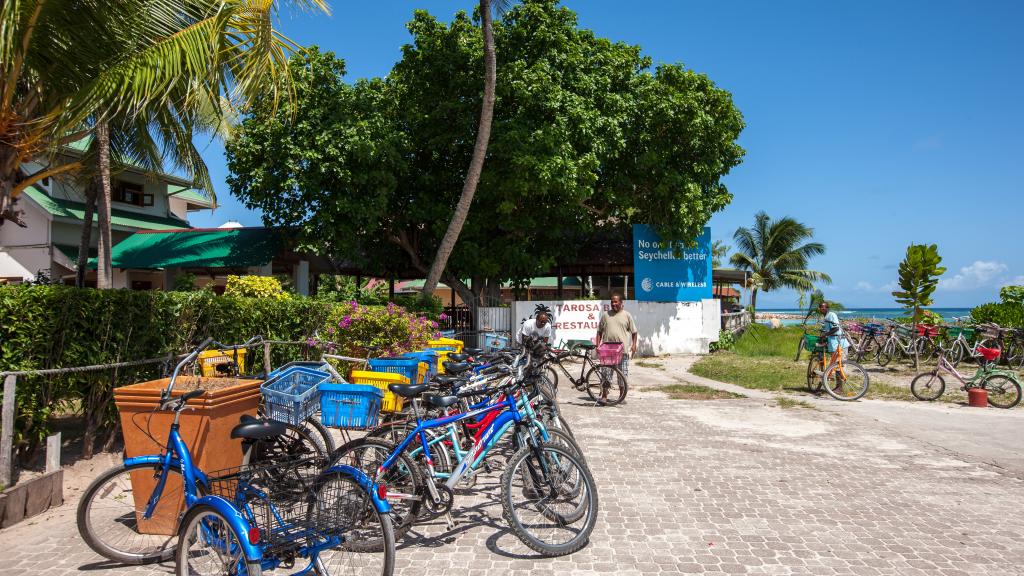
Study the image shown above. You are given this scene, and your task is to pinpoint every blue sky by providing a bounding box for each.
[189,0,1024,309]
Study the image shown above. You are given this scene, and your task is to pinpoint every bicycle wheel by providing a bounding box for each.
[535,402,575,439]
[329,438,424,550]
[823,360,869,401]
[247,421,327,466]
[544,366,560,392]
[1005,340,1024,369]
[500,442,598,557]
[584,365,628,406]
[176,504,261,576]
[77,461,193,564]
[304,416,337,454]
[877,341,894,367]
[910,372,945,401]
[806,354,823,393]
[309,471,395,576]
[983,374,1022,409]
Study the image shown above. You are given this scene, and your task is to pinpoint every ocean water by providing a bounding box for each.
[759,308,974,326]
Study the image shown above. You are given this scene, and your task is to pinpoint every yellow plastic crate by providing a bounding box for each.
[349,370,410,413]
[428,338,463,354]
[416,362,428,384]
[198,349,247,377]
[434,349,453,374]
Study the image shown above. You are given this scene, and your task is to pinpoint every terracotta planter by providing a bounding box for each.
[114,377,262,535]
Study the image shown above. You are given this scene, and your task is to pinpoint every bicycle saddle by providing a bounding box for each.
[462,348,484,356]
[230,414,287,440]
[433,375,466,387]
[423,394,460,408]
[576,342,597,350]
[442,362,472,375]
[388,383,430,398]
[447,353,470,362]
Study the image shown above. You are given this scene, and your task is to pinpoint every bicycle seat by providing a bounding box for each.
[576,342,597,350]
[388,383,430,398]
[433,375,466,387]
[463,347,484,356]
[443,362,472,375]
[423,394,460,408]
[230,414,287,440]
[978,347,1001,362]
[447,353,470,362]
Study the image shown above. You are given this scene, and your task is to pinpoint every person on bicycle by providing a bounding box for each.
[517,308,552,345]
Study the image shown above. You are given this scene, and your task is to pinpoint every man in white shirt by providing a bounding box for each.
[517,311,552,345]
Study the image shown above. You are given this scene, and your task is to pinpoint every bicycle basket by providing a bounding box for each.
[319,382,383,429]
[597,342,624,365]
[206,457,374,555]
[802,334,820,351]
[894,324,913,337]
[260,367,329,426]
[915,324,939,338]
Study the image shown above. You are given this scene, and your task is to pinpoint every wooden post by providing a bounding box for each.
[263,341,272,376]
[1,375,16,488]
[46,432,61,474]
[624,275,629,299]
[557,273,564,300]
[388,277,395,300]
[355,274,362,291]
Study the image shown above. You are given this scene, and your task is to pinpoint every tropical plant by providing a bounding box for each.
[729,212,831,314]
[711,240,730,268]
[892,244,945,325]
[224,275,291,300]
[999,285,1024,305]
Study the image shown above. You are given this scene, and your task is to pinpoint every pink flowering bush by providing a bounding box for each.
[319,301,437,358]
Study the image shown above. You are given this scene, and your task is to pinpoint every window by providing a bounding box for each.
[113,181,153,207]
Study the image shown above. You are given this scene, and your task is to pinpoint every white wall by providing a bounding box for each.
[514,299,720,356]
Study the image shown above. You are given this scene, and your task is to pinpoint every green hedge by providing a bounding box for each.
[969,302,1024,328]
[0,285,438,462]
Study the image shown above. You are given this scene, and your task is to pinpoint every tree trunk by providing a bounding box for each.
[750,288,758,317]
[76,180,98,287]
[421,0,496,298]
[95,121,113,289]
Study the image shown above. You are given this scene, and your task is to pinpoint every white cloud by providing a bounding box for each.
[1002,276,1024,287]
[940,261,1008,291]
[854,281,897,293]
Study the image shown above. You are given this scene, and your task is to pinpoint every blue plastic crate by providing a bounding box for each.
[482,332,510,352]
[319,383,383,429]
[402,351,439,378]
[261,366,329,425]
[440,329,457,337]
[368,358,422,384]
[267,361,329,379]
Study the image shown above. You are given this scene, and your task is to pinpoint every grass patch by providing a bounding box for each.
[733,325,807,358]
[635,360,664,369]
[776,397,816,410]
[691,353,808,392]
[657,383,745,400]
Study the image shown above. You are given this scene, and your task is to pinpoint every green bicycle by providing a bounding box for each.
[910,346,1022,408]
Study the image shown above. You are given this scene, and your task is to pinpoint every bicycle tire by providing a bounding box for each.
[78,461,192,564]
[823,360,869,401]
[328,437,424,550]
[877,341,894,367]
[910,372,945,401]
[544,366,560,392]
[176,504,262,576]
[303,416,337,454]
[806,353,823,393]
[308,470,395,576]
[584,365,628,405]
[983,374,1022,409]
[1005,340,1024,369]
[247,421,327,467]
[500,442,598,557]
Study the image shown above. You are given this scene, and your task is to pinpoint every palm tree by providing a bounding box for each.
[711,240,730,268]
[421,0,501,298]
[730,211,831,314]
[1,1,326,231]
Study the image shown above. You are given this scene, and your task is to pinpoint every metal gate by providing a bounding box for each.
[477,306,512,334]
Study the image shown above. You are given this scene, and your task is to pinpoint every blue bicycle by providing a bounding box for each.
[76,339,394,575]
[332,338,597,557]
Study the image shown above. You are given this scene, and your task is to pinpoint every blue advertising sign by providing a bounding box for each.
[633,224,712,302]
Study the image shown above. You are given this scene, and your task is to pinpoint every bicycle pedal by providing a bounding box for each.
[444,512,458,531]
[482,462,493,474]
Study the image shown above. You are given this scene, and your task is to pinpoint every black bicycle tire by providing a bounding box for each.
[78,462,190,564]
[910,372,945,401]
[175,504,262,576]
[806,353,823,393]
[308,470,396,576]
[983,374,1022,409]
[500,443,598,557]
[328,437,424,549]
[823,360,869,401]
[583,365,628,405]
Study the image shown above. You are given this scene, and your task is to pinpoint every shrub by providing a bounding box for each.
[710,330,735,352]
[224,275,291,299]
[970,302,1024,328]
[1000,286,1024,305]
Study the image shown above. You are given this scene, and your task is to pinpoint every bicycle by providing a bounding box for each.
[804,334,870,401]
[911,347,1023,408]
[331,338,598,557]
[544,342,627,405]
[77,338,393,572]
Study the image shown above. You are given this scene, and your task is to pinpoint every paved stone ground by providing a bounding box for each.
[2,360,1024,575]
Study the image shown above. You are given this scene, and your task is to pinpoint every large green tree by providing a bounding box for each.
[730,211,831,314]
[227,0,745,303]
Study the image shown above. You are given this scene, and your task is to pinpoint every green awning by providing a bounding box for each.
[105,228,284,270]
[55,244,97,263]
[168,185,214,206]
[24,186,189,230]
